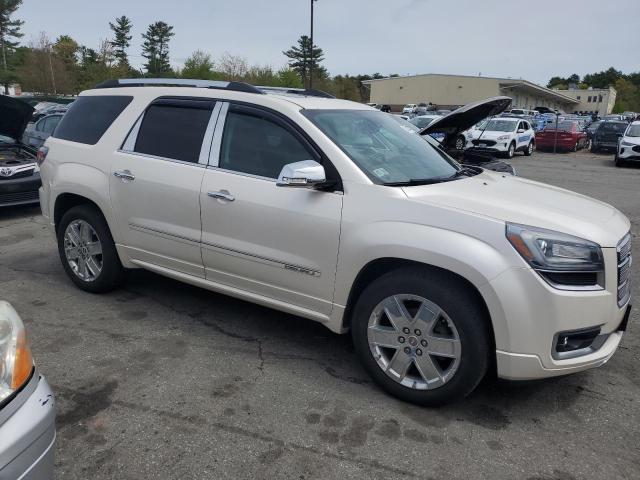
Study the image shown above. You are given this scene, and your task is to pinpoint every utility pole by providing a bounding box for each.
[309,0,316,90]
[46,42,57,95]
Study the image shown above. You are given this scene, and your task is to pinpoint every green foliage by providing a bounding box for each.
[181,50,216,79]
[0,0,24,92]
[109,16,133,67]
[141,21,174,76]
[283,35,324,87]
[276,67,303,88]
[583,67,622,89]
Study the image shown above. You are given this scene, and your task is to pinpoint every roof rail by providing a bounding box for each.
[94,78,264,95]
[256,86,336,99]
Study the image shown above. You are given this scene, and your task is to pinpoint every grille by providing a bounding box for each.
[0,169,35,180]
[472,139,497,146]
[0,190,39,205]
[617,233,632,307]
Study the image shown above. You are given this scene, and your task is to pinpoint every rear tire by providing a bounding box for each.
[57,205,125,293]
[524,141,534,156]
[351,267,491,406]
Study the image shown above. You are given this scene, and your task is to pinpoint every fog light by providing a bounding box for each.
[555,327,601,354]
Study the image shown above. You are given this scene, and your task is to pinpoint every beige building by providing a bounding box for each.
[551,86,616,116]
[362,73,579,113]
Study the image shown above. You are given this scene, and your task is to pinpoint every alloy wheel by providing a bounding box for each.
[367,294,461,390]
[63,220,103,282]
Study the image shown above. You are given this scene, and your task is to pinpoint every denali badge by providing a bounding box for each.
[0,167,14,177]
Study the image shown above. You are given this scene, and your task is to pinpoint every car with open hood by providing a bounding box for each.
[0,96,41,207]
[420,96,518,174]
[39,79,632,406]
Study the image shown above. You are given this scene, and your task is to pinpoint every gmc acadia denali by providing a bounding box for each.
[38,79,633,405]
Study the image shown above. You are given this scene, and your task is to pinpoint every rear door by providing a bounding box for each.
[110,98,220,277]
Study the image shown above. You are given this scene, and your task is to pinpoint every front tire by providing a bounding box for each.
[351,267,491,406]
[505,142,516,159]
[57,205,125,293]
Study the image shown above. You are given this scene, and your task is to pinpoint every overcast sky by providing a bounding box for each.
[16,0,640,85]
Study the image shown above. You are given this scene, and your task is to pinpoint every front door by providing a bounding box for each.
[200,103,343,315]
[110,98,219,277]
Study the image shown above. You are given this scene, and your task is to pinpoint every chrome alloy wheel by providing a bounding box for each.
[367,294,461,390]
[63,220,103,282]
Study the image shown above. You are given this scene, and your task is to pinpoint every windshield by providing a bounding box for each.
[0,135,15,144]
[484,119,517,132]
[544,121,576,131]
[626,125,640,137]
[409,116,437,129]
[599,123,626,133]
[303,109,459,185]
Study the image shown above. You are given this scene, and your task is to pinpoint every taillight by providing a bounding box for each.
[36,146,49,166]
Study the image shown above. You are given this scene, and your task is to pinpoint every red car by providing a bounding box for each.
[535,120,589,152]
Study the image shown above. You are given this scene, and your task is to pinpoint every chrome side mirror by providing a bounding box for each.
[276,160,326,188]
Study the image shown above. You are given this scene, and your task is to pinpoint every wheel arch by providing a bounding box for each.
[341,257,496,360]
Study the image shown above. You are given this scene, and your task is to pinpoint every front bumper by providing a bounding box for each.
[618,146,640,160]
[480,246,631,380]
[0,374,55,480]
[0,173,41,207]
[593,141,618,150]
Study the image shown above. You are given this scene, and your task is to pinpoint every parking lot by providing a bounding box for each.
[1,150,638,480]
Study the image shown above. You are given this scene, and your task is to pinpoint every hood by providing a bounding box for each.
[420,96,512,138]
[0,96,35,141]
[402,170,630,247]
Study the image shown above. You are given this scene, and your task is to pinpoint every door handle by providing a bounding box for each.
[208,190,235,202]
[113,170,135,181]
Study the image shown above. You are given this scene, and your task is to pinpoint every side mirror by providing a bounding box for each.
[517,129,525,133]
[277,160,326,189]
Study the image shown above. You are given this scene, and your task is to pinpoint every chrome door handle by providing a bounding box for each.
[208,190,235,202]
[113,170,135,181]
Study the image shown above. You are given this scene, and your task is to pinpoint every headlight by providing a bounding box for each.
[0,302,34,403]
[506,223,604,290]
[621,141,635,147]
[497,135,511,140]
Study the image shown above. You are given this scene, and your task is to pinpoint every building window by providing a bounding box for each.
[576,95,581,100]
[599,95,603,102]
[587,96,592,102]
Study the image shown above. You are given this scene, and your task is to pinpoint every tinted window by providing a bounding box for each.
[220,110,313,178]
[53,96,132,145]
[44,116,62,134]
[134,104,212,163]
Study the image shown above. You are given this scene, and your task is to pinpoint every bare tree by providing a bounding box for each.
[218,52,248,81]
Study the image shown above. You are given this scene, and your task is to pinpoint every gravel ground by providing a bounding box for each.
[0,149,638,480]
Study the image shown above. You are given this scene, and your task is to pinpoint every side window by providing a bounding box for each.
[134,103,212,163]
[219,109,314,179]
[35,119,45,132]
[44,116,62,134]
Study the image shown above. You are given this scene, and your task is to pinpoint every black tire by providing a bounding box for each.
[351,267,492,406]
[57,204,125,293]
[524,141,534,156]
[614,154,623,168]
[591,144,599,154]
[505,142,516,159]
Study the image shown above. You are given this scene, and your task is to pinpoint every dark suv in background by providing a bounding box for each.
[591,121,627,153]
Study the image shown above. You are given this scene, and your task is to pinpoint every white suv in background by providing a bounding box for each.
[616,120,640,167]
[39,79,632,405]
[467,117,536,158]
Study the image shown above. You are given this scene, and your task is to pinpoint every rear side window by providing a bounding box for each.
[53,96,132,145]
[134,103,212,163]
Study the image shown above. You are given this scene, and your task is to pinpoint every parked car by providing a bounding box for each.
[0,301,56,479]
[615,120,640,167]
[40,79,633,406]
[586,120,603,140]
[467,116,535,158]
[409,114,441,129]
[602,114,626,122]
[591,121,628,153]
[376,104,391,113]
[22,113,65,149]
[30,104,69,123]
[389,114,420,133]
[0,96,41,207]
[535,120,589,152]
[402,104,417,114]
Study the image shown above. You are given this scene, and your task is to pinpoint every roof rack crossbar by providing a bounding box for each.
[256,86,336,99]
[94,78,264,95]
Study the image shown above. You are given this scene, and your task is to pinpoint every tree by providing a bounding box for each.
[0,0,24,93]
[283,35,324,88]
[181,50,217,79]
[276,67,303,88]
[53,35,78,66]
[141,21,174,76]
[218,52,247,81]
[583,67,622,89]
[109,15,132,67]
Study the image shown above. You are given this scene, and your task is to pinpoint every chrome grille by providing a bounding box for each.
[617,233,632,307]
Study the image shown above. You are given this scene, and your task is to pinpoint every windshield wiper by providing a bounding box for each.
[382,177,453,186]
[448,166,480,179]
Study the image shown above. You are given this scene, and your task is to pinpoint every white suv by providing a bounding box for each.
[39,79,632,405]
[615,120,640,167]
[467,117,536,158]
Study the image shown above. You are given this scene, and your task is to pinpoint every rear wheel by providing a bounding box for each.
[57,205,125,293]
[524,141,534,156]
[351,267,491,406]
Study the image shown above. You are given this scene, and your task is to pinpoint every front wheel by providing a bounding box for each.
[505,142,516,159]
[57,205,125,293]
[351,267,491,406]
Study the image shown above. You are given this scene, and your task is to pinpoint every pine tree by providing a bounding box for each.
[0,0,24,93]
[283,35,324,88]
[109,16,133,67]
[141,21,174,76]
